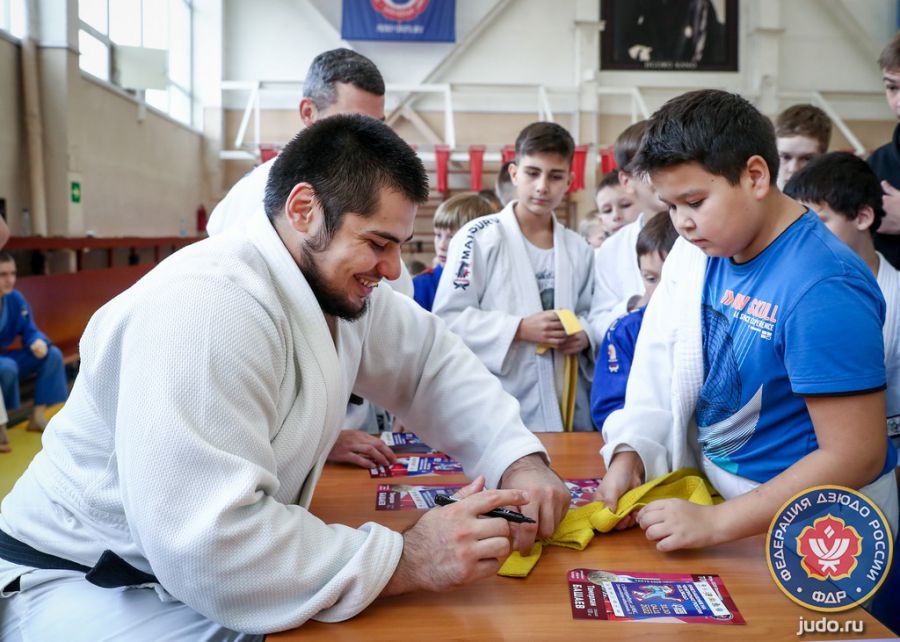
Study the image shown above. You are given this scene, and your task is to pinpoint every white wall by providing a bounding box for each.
[0,34,28,228]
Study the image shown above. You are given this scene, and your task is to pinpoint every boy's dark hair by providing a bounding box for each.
[303,48,385,111]
[514,122,575,164]
[632,89,779,186]
[614,120,649,173]
[0,251,13,264]
[635,213,679,261]
[775,104,832,153]
[878,32,900,71]
[596,168,621,193]
[264,114,428,247]
[783,152,884,236]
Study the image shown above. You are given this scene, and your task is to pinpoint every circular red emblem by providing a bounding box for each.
[370,0,430,22]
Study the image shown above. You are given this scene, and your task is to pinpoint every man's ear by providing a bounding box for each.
[284,183,318,233]
[745,155,772,199]
[298,98,318,128]
[855,205,876,232]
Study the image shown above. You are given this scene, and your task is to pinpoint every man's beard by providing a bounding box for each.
[298,241,369,322]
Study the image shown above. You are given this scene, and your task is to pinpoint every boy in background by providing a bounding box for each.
[591,121,668,338]
[578,213,606,249]
[434,122,598,432]
[595,90,897,550]
[784,152,899,469]
[413,193,495,312]
[867,33,900,267]
[591,213,678,431]
[773,103,831,189]
[594,169,640,238]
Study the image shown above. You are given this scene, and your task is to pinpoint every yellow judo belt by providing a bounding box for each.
[535,309,582,432]
[498,469,723,577]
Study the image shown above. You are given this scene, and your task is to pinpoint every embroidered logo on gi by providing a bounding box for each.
[451,216,499,291]
[371,0,429,22]
[607,344,619,373]
[766,486,893,612]
[453,263,470,290]
[797,516,861,581]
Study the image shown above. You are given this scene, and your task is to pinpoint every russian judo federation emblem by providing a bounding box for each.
[766,486,893,611]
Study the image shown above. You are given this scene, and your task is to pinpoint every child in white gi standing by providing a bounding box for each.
[434,122,598,431]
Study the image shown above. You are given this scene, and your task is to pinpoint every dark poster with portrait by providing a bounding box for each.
[600,0,738,71]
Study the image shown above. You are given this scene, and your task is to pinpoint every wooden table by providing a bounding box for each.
[270,433,896,641]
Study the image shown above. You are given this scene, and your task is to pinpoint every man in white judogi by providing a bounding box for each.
[0,115,570,640]
[209,47,410,468]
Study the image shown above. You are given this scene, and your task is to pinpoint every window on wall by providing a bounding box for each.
[0,0,25,38]
[78,0,196,128]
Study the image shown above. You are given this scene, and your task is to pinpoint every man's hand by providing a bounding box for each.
[515,311,567,346]
[880,180,900,235]
[559,330,589,355]
[636,499,723,552]
[593,451,644,530]
[326,430,396,469]
[380,476,526,596]
[499,453,570,554]
[30,338,48,359]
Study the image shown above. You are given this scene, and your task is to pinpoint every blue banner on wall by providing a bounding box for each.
[342,0,456,43]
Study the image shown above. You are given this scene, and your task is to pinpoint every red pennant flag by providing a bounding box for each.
[468,145,486,191]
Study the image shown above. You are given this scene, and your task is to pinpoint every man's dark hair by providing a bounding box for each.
[514,122,575,164]
[632,89,779,186]
[303,48,385,111]
[614,120,649,173]
[775,104,832,153]
[878,32,900,71]
[596,168,621,193]
[783,152,884,236]
[636,212,679,261]
[264,114,428,247]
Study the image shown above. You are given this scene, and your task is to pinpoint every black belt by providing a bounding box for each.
[0,528,158,591]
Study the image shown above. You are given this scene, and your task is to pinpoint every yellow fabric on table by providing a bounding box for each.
[498,468,723,577]
[535,309,583,432]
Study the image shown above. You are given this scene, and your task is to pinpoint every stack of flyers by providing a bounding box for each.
[565,478,602,507]
[369,455,463,478]
[376,483,465,510]
[567,569,745,625]
[379,431,441,454]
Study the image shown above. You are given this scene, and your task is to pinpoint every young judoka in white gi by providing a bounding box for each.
[590,121,669,338]
[209,47,405,470]
[0,115,571,641]
[433,122,599,431]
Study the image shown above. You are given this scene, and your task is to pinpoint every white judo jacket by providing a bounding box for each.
[432,203,599,432]
[599,237,707,480]
[0,208,545,634]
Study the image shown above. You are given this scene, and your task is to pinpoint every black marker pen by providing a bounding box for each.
[433,493,536,524]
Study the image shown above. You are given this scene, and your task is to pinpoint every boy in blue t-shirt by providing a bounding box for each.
[591,213,678,430]
[595,89,898,550]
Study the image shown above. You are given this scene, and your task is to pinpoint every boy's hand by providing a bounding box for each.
[30,338,48,359]
[327,430,396,469]
[380,476,526,596]
[515,311,567,346]
[500,453,570,554]
[636,499,723,552]
[880,180,900,234]
[559,330,589,355]
[593,451,644,530]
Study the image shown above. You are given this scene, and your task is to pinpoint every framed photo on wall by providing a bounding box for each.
[600,0,738,72]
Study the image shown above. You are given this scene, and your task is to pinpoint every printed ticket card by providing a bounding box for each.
[375,483,466,510]
[567,569,745,625]
[369,455,463,478]
[565,478,602,507]
[379,431,441,454]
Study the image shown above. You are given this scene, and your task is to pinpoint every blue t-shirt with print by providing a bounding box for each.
[696,211,896,484]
